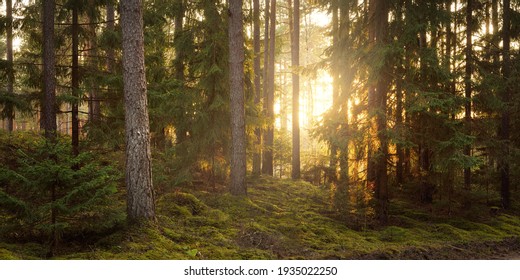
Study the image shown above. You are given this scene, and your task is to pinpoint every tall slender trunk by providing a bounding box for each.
[499,0,510,209]
[329,0,339,179]
[121,0,156,222]
[252,0,262,175]
[366,0,376,190]
[174,0,187,144]
[463,0,472,190]
[372,0,389,223]
[262,0,270,175]
[229,0,247,195]
[6,0,14,132]
[88,1,100,124]
[43,0,57,138]
[106,0,115,73]
[291,0,300,179]
[72,6,80,157]
[262,0,276,176]
[43,0,58,257]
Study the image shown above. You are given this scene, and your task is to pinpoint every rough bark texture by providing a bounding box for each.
[6,0,14,132]
[291,0,300,179]
[42,0,57,138]
[120,0,156,222]
[228,0,247,196]
[252,0,262,176]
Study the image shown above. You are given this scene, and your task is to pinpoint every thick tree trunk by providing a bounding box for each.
[120,0,156,222]
[252,0,262,176]
[291,0,300,179]
[229,0,247,196]
[6,0,14,132]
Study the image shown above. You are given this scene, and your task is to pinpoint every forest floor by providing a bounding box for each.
[1,176,520,260]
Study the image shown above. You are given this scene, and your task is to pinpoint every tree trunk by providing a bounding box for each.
[106,0,115,73]
[72,5,80,157]
[87,1,100,124]
[174,0,187,144]
[262,0,276,176]
[252,0,262,176]
[262,0,270,175]
[42,0,57,138]
[229,0,247,195]
[42,0,58,257]
[120,0,156,222]
[291,0,300,179]
[329,0,339,179]
[372,0,389,223]
[6,0,14,132]
[499,0,510,209]
[463,0,472,190]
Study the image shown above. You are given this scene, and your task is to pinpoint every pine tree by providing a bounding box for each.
[120,0,156,222]
[42,0,57,139]
[291,0,300,179]
[252,0,262,176]
[229,0,247,195]
[499,0,511,209]
[5,0,14,132]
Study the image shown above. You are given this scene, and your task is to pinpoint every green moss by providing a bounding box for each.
[0,248,19,260]
[379,226,410,242]
[157,192,207,216]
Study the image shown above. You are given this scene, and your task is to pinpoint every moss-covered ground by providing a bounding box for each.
[1,176,519,259]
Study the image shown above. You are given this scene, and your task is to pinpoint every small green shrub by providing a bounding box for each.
[0,134,121,244]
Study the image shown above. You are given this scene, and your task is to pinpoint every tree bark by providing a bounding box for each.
[42,0,57,138]
[499,0,510,209]
[329,0,339,179]
[72,5,80,157]
[120,0,156,222]
[88,0,100,124]
[371,0,389,223]
[106,0,115,74]
[6,0,14,132]
[42,0,58,257]
[463,0,472,190]
[252,0,262,176]
[228,0,247,195]
[291,0,300,179]
[262,0,276,176]
[174,0,187,144]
